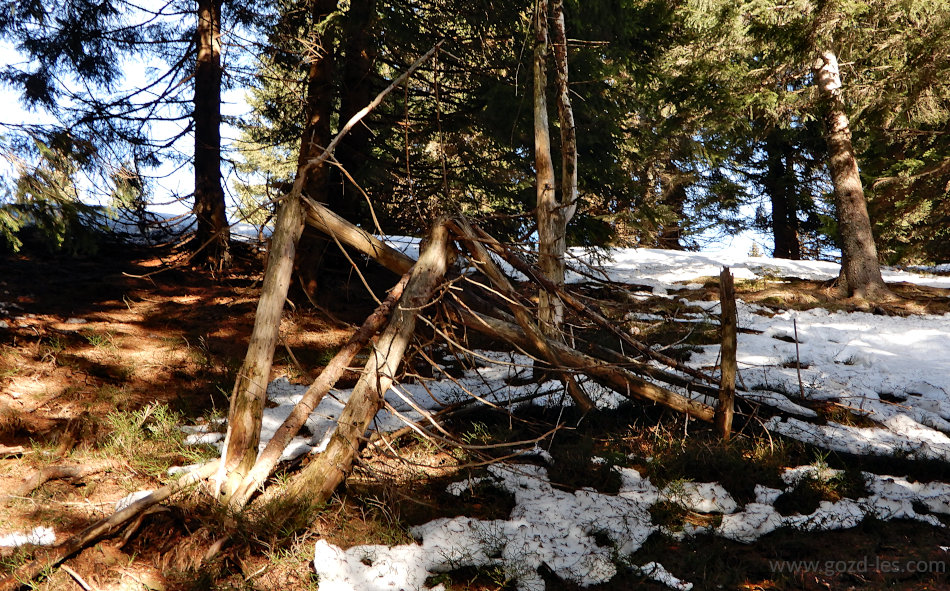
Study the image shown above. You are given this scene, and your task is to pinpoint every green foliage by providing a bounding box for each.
[1,0,948,260]
[0,134,107,254]
[104,403,216,475]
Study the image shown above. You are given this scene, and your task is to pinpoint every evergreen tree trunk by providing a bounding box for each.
[294,0,339,299]
[194,0,231,271]
[764,129,801,260]
[218,2,336,499]
[656,174,687,250]
[334,0,377,223]
[815,50,890,300]
[533,0,563,335]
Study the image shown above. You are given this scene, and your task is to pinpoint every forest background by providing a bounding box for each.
[2,0,948,271]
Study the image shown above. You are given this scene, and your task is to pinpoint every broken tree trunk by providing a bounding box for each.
[227,271,412,509]
[468,223,721,386]
[282,221,451,509]
[218,44,443,502]
[716,267,737,441]
[451,306,715,422]
[450,218,594,413]
[218,193,306,499]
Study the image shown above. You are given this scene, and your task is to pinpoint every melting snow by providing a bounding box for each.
[0,526,56,548]
[181,245,950,590]
[314,462,950,590]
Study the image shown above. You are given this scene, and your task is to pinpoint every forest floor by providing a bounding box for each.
[2,236,950,591]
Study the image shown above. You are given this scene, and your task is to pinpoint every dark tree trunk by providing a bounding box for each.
[815,50,891,300]
[656,178,687,250]
[294,0,339,299]
[655,152,689,250]
[764,129,801,260]
[194,0,230,271]
[332,0,377,223]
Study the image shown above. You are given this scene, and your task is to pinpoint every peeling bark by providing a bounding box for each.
[533,0,563,335]
[715,268,737,440]
[815,50,891,300]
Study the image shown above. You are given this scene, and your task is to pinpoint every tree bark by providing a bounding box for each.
[282,221,450,509]
[533,0,563,335]
[764,129,801,260]
[451,307,715,422]
[218,193,306,499]
[227,271,411,509]
[193,0,230,271]
[715,268,737,440]
[333,0,377,223]
[656,175,687,250]
[550,0,578,231]
[294,0,339,299]
[303,197,415,275]
[815,50,890,300]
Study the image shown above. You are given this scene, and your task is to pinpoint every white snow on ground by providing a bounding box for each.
[312,461,950,590]
[178,245,950,590]
[0,526,56,548]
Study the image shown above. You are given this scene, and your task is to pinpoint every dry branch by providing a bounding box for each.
[227,271,413,509]
[0,461,219,591]
[0,445,25,458]
[4,462,115,501]
[451,306,715,422]
[302,197,414,275]
[469,223,722,386]
[450,218,594,412]
[281,221,451,509]
[299,208,718,421]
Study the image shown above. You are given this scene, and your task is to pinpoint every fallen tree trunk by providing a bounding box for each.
[298,208,720,417]
[451,306,716,422]
[469,223,721,386]
[227,271,413,509]
[0,461,220,591]
[281,221,451,509]
[302,197,415,276]
[450,218,594,413]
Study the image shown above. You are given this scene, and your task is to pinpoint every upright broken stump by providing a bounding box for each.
[716,267,738,441]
